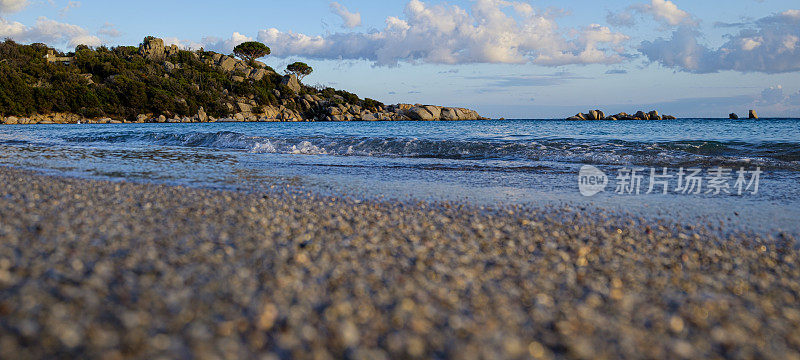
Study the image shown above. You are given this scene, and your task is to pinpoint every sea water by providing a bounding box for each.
[1,119,798,235]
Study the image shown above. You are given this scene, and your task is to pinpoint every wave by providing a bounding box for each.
[38,130,800,171]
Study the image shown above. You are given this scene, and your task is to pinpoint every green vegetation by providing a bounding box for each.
[286,62,313,81]
[232,41,270,66]
[0,38,383,120]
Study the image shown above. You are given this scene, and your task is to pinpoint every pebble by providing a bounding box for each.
[0,167,797,359]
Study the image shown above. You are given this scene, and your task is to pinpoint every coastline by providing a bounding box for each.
[0,166,798,358]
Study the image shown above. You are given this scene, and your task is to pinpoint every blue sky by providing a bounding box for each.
[2,0,800,118]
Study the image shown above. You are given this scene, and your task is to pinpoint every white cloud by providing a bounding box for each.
[163,37,204,51]
[608,0,695,27]
[0,16,100,47]
[255,0,629,67]
[201,32,252,54]
[330,2,362,29]
[0,0,27,13]
[641,10,800,73]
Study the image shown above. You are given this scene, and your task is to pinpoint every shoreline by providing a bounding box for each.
[0,166,798,358]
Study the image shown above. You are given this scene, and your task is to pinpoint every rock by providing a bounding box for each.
[729,113,739,119]
[139,37,165,61]
[588,110,599,120]
[407,107,435,121]
[328,107,342,116]
[218,56,237,72]
[250,68,268,81]
[237,102,252,114]
[164,61,177,73]
[663,115,676,120]
[157,115,167,123]
[634,111,649,120]
[441,108,460,121]
[281,75,302,94]
[4,116,19,125]
[231,76,245,82]
[648,110,661,120]
[567,116,582,121]
[136,114,149,123]
[576,113,587,120]
[608,116,618,121]
[272,90,281,98]
[597,110,605,120]
[749,110,758,119]
[423,105,442,120]
[362,113,378,121]
[197,107,208,122]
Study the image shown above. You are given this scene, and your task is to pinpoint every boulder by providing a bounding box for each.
[197,107,208,122]
[588,110,599,120]
[237,102,252,114]
[423,105,442,119]
[250,68,268,81]
[634,111,649,120]
[749,110,758,119]
[157,115,167,123]
[406,107,435,121]
[218,56,237,72]
[4,116,19,125]
[231,76,245,82]
[597,110,605,120]
[729,113,739,119]
[362,113,378,121]
[648,110,661,120]
[281,74,302,94]
[441,108,460,121]
[663,115,676,120]
[576,113,587,120]
[136,114,149,123]
[139,37,165,61]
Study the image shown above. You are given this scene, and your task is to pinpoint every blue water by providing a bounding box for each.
[1,119,799,236]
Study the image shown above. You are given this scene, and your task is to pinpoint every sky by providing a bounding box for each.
[2,0,800,118]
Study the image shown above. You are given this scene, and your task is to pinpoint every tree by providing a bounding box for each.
[233,41,270,65]
[286,62,313,81]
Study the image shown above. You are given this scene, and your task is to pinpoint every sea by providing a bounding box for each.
[1,119,798,236]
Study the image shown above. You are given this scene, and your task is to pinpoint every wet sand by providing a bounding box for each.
[0,166,797,359]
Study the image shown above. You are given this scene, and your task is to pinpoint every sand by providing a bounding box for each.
[0,166,797,359]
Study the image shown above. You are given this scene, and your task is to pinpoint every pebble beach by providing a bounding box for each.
[0,166,798,359]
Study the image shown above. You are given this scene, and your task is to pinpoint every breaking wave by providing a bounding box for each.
[47,130,800,171]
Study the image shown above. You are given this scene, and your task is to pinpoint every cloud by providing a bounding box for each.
[256,0,629,67]
[464,71,591,87]
[759,85,785,104]
[97,22,120,38]
[163,37,204,51]
[330,2,362,29]
[608,0,695,27]
[59,1,80,17]
[605,69,628,74]
[640,10,800,73]
[0,16,100,47]
[201,32,252,54]
[0,0,27,13]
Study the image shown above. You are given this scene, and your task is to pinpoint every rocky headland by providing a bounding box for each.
[567,109,677,121]
[0,37,487,125]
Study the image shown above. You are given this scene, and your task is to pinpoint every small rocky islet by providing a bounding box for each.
[567,109,677,121]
